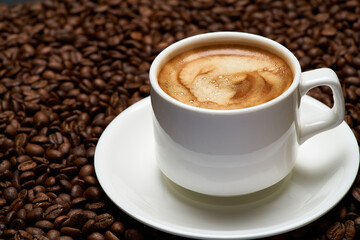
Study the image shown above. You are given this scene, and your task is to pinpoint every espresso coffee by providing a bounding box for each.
[158,44,293,110]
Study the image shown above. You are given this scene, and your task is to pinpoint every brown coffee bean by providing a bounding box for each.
[17,208,27,220]
[71,185,83,199]
[10,217,25,230]
[326,222,345,240]
[79,164,95,179]
[45,176,56,187]
[25,143,45,156]
[33,193,51,209]
[0,160,11,173]
[25,226,45,236]
[4,186,18,202]
[110,221,125,236]
[352,187,360,202]
[85,202,105,211]
[105,230,120,240]
[5,210,17,225]
[34,220,54,230]
[15,230,33,240]
[46,149,63,161]
[18,189,28,201]
[46,229,61,239]
[84,176,99,186]
[82,218,96,235]
[20,171,36,183]
[54,215,69,229]
[124,229,144,240]
[18,160,37,172]
[94,213,114,230]
[60,227,81,238]
[344,220,355,239]
[44,204,65,220]
[84,186,102,202]
[87,232,105,240]
[9,198,24,212]
[27,207,43,222]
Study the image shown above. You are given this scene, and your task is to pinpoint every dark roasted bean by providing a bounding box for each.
[105,231,120,240]
[60,227,82,238]
[27,207,43,222]
[34,220,54,230]
[94,213,114,230]
[327,222,345,240]
[4,187,18,202]
[46,229,61,239]
[124,229,144,240]
[87,232,105,240]
[84,187,102,202]
[44,204,65,220]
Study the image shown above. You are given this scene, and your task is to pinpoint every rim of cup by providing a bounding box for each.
[149,32,302,114]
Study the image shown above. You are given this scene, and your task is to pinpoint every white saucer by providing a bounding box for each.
[95,96,359,240]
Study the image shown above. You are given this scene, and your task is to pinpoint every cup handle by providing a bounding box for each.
[299,68,345,144]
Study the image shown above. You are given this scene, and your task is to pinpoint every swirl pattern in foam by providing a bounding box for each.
[158,45,293,110]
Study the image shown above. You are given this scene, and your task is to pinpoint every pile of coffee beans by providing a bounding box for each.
[0,0,359,239]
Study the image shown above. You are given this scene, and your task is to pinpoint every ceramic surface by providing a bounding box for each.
[95,96,359,240]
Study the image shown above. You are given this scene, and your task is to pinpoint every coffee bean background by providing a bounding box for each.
[0,0,360,239]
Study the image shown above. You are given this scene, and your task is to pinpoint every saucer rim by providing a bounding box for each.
[95,96,359,239]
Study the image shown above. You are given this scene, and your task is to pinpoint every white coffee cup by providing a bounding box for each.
[149,32,345,196]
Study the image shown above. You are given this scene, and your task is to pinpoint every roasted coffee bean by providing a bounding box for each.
[9,198,24,212]
[17,208,27,220]
[0,160,11,173]
[45,149,63,161]
[352,187,360,202]
[25,143,45,156]
[54,215,69,229]
[82,218,96,235]
[87,232,105,240]
[33,193,51,209]
[18,161,37,172]
[84,186,102,202]
[79,164,95,179]
[71,185,83,199]
[15,230,33,240]
[94,213,114,230]
[10,217,26,230]
[25,226,45,236]
[344,220,356,239]
[34,220,54,230]
[60,227,82,238]
[85,202,105,212]
[124,229,144,240]
[27,207,43,222]
[111,221,125,236]
[46,229,61,239]
[4,186,18,202]
[44,204,65,220]
[105,231,120,240]
[62,209,84,227]
[327,222,345,240]
[33,234,49,240]
[5,210,17,225]
[83,176,99,186]
[71,197,87,208]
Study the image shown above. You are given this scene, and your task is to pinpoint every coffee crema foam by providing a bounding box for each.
[158,45,293,110]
